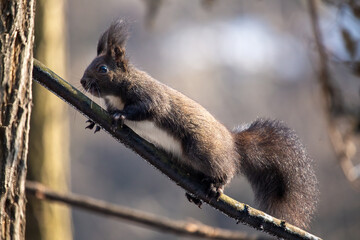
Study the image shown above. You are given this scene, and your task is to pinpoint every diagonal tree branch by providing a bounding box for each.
[307,0,360,188]
[32,59,322,240]
[26,181,269,240]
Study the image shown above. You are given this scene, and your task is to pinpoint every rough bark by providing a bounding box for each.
[0,1,35,239]
[25,0,72,239]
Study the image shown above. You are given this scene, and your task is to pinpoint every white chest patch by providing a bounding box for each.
[105,95,125,110]
[125,120,183,158]
[104,95,182,158]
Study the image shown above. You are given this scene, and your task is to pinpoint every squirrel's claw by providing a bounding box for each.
[185,192,203,208]
[94,125,101,133]
[112,112,126,130]
[207,185,223,200]
[201,178,223,200]
[85,119,101,134]
[85,120,95,130]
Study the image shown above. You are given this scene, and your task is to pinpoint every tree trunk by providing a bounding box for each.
[26,0,72,239]
[0,1,35,240]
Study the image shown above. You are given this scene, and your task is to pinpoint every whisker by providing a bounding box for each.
[90,91,94,108]
[85,81,91,90]
[74,83,84,89]
[75,84,85,94]
[95,85,101,97]
[92,83,105,114]
[79,87,87,94]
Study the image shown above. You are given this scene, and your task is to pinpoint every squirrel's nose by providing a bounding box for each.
[80,78,87,86]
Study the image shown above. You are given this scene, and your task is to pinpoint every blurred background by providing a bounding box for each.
[27,0,360,239]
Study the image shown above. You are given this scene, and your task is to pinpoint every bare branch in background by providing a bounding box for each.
[308,0,360,188]
[142,0,218,29]
[26,181,270,240]
[323,0,360,78]
[32,59,322,240]
[143,0,164,29]
[201,0,217,10]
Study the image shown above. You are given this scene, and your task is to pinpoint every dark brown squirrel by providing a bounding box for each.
[80,20,319,229]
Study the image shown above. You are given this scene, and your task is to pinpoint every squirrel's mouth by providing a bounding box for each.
[88,86,100,97]
[80,78,101,97]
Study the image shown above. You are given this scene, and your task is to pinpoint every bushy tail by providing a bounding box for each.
[232,119,318,229]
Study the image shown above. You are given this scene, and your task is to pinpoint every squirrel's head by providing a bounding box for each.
[81,20,129,97]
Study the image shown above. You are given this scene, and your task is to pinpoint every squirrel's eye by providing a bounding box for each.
[98,65,108,73]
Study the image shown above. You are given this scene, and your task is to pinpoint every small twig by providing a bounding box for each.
[308,0,333,103]
[25,181,268,240]
[32,59,322,240]
[307,0,360,188]
[143,0,164,29]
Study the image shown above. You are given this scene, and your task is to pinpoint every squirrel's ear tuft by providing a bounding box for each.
[97,19,129,55]
[97,29,109,55]
[100,19,129,72]
[107,19,129,50]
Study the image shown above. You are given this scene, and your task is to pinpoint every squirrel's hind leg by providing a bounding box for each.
[202,177,225,200]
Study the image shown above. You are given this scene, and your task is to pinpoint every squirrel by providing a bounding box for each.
[80,20,319,229]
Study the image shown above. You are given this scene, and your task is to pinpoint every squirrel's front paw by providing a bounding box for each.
[85,119,101,133]
[111,111,126,130]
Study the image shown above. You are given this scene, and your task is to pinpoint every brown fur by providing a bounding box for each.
[81,20,319,229]
[234,119,318,228]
